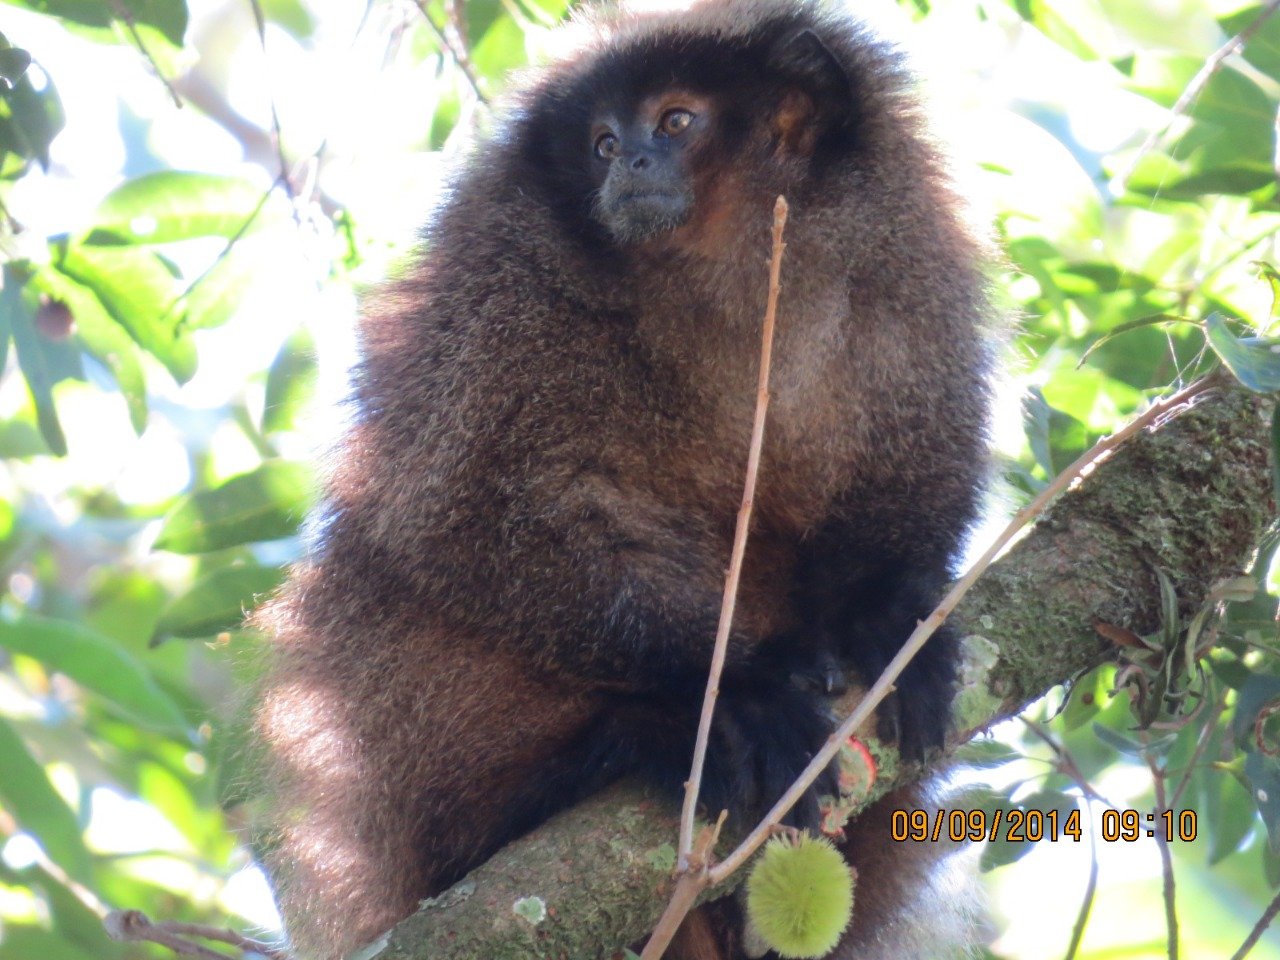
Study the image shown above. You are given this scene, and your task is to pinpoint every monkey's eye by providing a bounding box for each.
[594,132,620,160]
[658,109,694,137]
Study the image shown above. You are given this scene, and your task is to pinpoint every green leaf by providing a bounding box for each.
[53,241,197,383]
[462,0,504,51]
[0,46,31,87]
[0,616,188,733]
[32,265,148,434]
[1198,769,1255,864]
[1091,721,1144,757]
[1,0,188,47]
[1245,751,1280,853]
[84,172,267,246]
[953,739,1021,769]
[0,716,92,881]
[1222,5,1280,82]
[1210,657,1254,690]
[0,863,120,955]
[470,15,526,79]
[0,61,65,172]
[1184,68,1276,167]
[260,0,315,37]
[154,460,315,553]
[0,266,78,455]
[1118,52,1201,109]
[0,925,99,960]
[1158,163,1278,200]
[181,234,267,330]
[1205,313,1280,393]
[1012,0,1103,60]
[155,563,284,639]
[1232,673,1280,748]
[1077,315,1198,367]
[262,329,317,433]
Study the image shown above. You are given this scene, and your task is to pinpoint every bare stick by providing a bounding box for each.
[1118,0,1280,187]
[676,195,789,869]
[245,0,306,229]
[639,198,789,960]
[641,815,725,959]
[1017,721,1104,960]
[410,0,489,106]
[109,0,182,108]
[1168,691,1229,810]
[1147,755,1179,960]
[1229,887,1280,960]
[105,909,289,960]
[639,873,706,960]
[706,373,1218,884]
[1021,717,1113,807]
[1062,799,1099,960]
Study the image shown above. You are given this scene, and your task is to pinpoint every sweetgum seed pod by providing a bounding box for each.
[745,833,855,958]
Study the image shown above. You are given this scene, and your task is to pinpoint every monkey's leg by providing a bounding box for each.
[253,602,599,960]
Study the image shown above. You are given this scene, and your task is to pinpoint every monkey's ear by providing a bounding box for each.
[767,29,853,132]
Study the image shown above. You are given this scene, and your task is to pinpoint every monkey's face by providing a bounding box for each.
[588,92,712,244]
[520,21,860,253]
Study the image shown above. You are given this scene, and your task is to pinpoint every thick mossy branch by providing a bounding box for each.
[974,385,1271,715]
[379,385,1272,960]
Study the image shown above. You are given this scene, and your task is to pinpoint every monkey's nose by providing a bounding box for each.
[629,154,650,170]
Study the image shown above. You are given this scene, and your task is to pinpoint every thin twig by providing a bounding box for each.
[1118,0,1280,188]
[643,198,789,960]
[108,0,182,108]
[677,195,789,868]
[410,0,489,106]
[1010,719,1104,960]
[1020,717,1112,806]
[1147,754,1179,960]
[639,873,707,960]
[1062,798,1099,960]
[163,180,277,325]
[1168,690,1228,810]
[640,815,725,960]
[1016,722,1102,960]
[705,374,1219,885]
[1229,887,1280,960]
[247,0,301,220]
[445,0,470,52]
[104,910,289,960]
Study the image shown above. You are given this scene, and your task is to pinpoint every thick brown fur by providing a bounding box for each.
[249,0,995,956]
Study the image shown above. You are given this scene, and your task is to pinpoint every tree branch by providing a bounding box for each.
[376,384,1272,960]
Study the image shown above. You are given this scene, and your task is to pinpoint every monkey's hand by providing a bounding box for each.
[874,621,958,762]
[700,676,840,832]
[585,675,840,833]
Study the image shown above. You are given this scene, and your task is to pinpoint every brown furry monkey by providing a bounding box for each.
[250,0,995,956]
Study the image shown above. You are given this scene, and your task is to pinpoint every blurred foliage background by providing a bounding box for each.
[0,0,1279,958]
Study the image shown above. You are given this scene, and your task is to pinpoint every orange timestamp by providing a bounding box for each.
[890,807,1199,843]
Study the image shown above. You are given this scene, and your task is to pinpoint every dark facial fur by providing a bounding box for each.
[248,1,996,957]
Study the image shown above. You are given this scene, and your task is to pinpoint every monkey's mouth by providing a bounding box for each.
[595,190,693,244]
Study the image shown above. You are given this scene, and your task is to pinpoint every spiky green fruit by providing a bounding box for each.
[745,833,855,959]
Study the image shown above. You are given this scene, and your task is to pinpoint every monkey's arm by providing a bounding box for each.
[476,466,839,823]
[494,471,750,683]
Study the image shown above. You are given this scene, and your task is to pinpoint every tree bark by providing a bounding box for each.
[372,383,1273,960]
